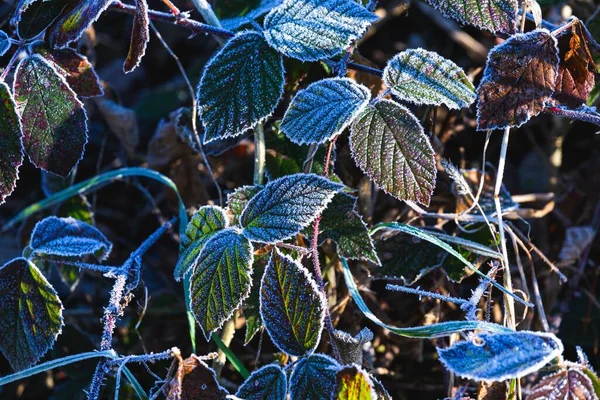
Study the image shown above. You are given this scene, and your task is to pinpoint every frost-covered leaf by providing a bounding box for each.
[0,30,10,56]
[29,216,112,261]
[15,0,76,40]
[167,356,229,400]
[423,0,518,34]
[240,173,343,243]
[228,185,263,225]
[124,0,149,73]
[31,42,104,98]
[0,83,24,206]
[236,364,287,400]
[333,327,373,365]
[373,233,447,285]
[243,253,268,345]
[437,331,564,381]
[174,206,228,280]
[260,249,326,356]
[189,228,254,340]
[263,0,378,61]
[280,78,371,145]
[13,54,88,177]
[317,193,379,264]
[290,354,340,400]
[222,0,283,30]
[198,31,284,143]
[350,99,436,205]
[383,48,476,110]
[170,107,248,157]
[333,365,377,400]
[48,0,113,48]
[527,368,599,400]
[554,20,595,108]
[477,29,559,131]
[0,258,63,371]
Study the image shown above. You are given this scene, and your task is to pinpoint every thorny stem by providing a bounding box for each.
[311,137,342,362]
[544,106,600,127]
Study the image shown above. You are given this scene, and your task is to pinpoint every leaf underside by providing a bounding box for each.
[289,354,340,400]
[280,77,371,145]
[0,258,64,371]
[198,31,284,143]
[235,364,287,400]
[476,29,559,130]
[423,0,518,34]
[350,99,437,206]
[124,0,150,73]
[189,228,254,340]
[260,249,326,356]
[0,82,24,205]
[13,54,88,177]
[437,331,564,381]
[263,0,378,61]
[383,48,476,110]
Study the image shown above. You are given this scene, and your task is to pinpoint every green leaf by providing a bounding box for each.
[227,185,264,225]
[374,233,447,284]
[174,206,228,281]
[263,0,378,61]
[236,364,287,400]
[48,0,113,48]
[243,253,268,345]
[350,99,436,206]
[189,228,254,340]
[240,173,343,243]
[423,0,518,34]
[0,82,24,205]
[383,48,475,110]
[477,29,559,131]
[438,331,564,381]
[124,0,149,73]
[260,249,326,356]
[198,31,284,143]
[31,42,104,98]
[0,258,64,371]
[333,365,377,400]
[280,77,371,145]
[341,257,514,338]
[289,354,340,400]
[15,0,77,40]
[13,54,88,177]
[318,193,379,264]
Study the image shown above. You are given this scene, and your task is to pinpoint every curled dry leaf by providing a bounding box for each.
[167,355,229,400]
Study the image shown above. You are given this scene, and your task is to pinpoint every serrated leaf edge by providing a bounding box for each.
[0,81,24,206]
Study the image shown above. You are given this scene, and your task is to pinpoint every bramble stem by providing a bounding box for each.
[254,124,266,185]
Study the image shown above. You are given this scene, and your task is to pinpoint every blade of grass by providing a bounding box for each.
[211,333,250,379]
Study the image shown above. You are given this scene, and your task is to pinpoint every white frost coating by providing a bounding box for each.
[289,353,340,400]
[259,249,327,357]
[235,363,287,400]
[263,0,378,61]
[280,77,371,145]
[383,48,476,110]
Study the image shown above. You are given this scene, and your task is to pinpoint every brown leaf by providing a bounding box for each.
[554,20,596,108]
[124,0,149,73]
[477,381,507,400]
[527,368,599,400]
[167,356,229,400]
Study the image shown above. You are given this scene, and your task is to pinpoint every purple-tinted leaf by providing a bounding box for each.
[29,216,112,261]
[333,365,377,400]
[124,0,149,73]
[31,42,104,98]
[527,368,599,400]
[438,331,564,382]
[289,354,340,400]
[423,0,517,34]
[317,193,379,265]
[0,30,10,56]
[198,31,284,143]
[13,54,88,177]
[48,0,112,48]
[0,83,24,205]
[260,249,326,356]
[0,258,63,371]
[240,173,344,243]
[236,364,287,400]
[553,21,596,109]
[189,228,254,340]
[477,29,559,130]
[174,206,228,281]
[349,99,437,206]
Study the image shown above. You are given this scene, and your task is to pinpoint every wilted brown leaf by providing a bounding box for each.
[167,356,229,400]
